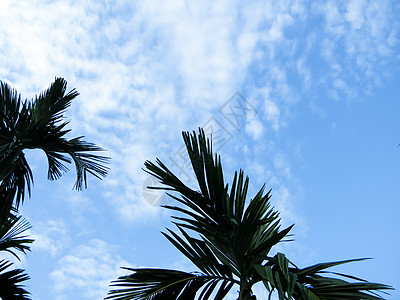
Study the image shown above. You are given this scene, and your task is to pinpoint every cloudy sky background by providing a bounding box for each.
[1,0,399,299]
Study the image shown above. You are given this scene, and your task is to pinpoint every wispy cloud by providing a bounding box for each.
[29,220,69,257]
[311,0,399,99]
[50,239,128,299]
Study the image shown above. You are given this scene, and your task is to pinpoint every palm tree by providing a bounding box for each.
[0,77,109,222]
[107,128,392,300]
[0,77,109,298]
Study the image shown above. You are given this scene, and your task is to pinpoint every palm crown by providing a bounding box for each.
[0,77,109,222]
[107,128,392,299]
[0,77,109,299]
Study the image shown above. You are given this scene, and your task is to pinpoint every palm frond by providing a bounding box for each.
[115,127,392,300]
[0,78,109,221]
[66,137,110,190]
[30,77,77,126]
[255,253,393,300]
[295,258,392,300]
[0,211,33,259]
[0,259,31,300]
[0,152,33,222]
[0,82,33,218]
[144,128,292,278]
[23,78,110,189]
[106,268,235,300]
[163,225,236,279]
[0,81,27,141]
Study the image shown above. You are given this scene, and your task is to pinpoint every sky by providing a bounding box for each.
[0,0,399,299]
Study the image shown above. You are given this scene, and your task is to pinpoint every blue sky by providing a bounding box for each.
[1,0,399,299]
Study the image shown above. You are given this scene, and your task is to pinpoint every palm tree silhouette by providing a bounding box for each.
[107,128,392,300]
[0,77,109,298]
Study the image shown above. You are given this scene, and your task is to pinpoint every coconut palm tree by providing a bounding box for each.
[107,128,392,300]
[0,77,109,222]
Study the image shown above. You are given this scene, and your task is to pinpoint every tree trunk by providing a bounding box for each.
[237,279,256,300]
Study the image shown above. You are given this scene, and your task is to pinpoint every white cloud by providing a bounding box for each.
[111,181,161,223]
[0,0,316,223]
[309,101,327,119]
[30,220,69,257]
[312,0,399,100]
[387,27,400,47]
[271,185,298,228]
[296,56,312,90]
[246,118,264,140]
[0,0,397,234]
[273,153,292,179]
[315,1,345,36]
[264,99,281,130]
[345,0,366,30]
[320,38,335,63]
[50,239,128,299]
[0,0,245,219]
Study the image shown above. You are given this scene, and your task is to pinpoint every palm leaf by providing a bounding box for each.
[163,225,235,279]
[0,259,31,300]
[106,268,235,300]
[0,152,33,218]
[0,211,33,259]
[113,128,392,300]
[0,78,109,221]
[256,253,393,299]
[107,220,238,300]
[296,260,392,300]
[143,129,293,285]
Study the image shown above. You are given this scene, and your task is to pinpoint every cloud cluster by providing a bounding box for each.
[30,220,69,257]
[2,0,398,224]
[50,239,128,299]
[311,0,399,99]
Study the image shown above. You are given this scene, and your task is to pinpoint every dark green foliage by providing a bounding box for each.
[0,78,109,299]
[107,128,393,299]
[255,254,392,300]
[0,211,33,259]
[107,268,235,300]
[0,77,109,222]
[0,211,32,298]
[0,259,30,300]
